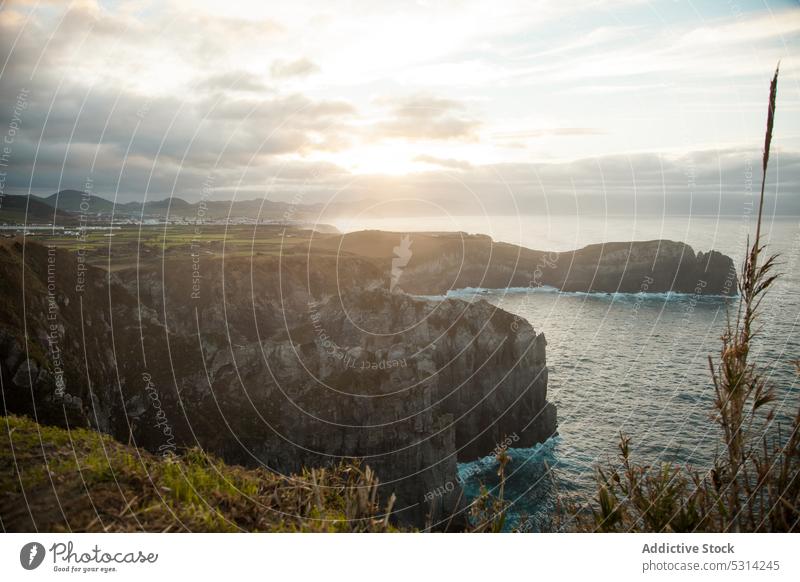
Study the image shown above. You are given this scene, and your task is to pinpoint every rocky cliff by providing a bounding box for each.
[310,231,738,296]
[0,239,555,528]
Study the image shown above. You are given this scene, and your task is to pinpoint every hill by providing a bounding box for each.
[39,189,118,214]
[33,190,334,221]
[0,194,78,225]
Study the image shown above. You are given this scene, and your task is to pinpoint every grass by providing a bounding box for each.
[0,414,399,532]
[561,65,800,533]
[22,224,326,271]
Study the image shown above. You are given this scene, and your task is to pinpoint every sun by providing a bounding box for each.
[310,142,431,176]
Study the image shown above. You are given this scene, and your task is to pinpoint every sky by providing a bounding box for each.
[1,0,799,215]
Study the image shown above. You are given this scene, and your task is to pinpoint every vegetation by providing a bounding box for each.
[0,414,398,532]
[467,450,512,532]
[562,65,800,533]
[14,224,329,272]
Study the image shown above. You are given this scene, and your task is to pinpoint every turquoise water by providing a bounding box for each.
[368,215,800,531]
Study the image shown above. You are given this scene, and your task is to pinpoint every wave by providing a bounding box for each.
[457,435,596,482]
[456,436,595,531]
[418,286,735,302]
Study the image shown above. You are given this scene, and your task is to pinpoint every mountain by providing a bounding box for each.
[38,189,118,214]
[28,189,395,224]
[33,190,331,221]
[142,197,193,212]
[0,194,78,225]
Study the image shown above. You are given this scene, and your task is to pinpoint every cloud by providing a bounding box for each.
[0,2,359,200]
[450,148,800,215]
[677,9,800,48]
[375,95,480,141]
[493,128,606,139]
[548,9,800,83]
[0,0,797,214]
[271,58,320,78]
[194,71,272,94]
[414,154,473,170]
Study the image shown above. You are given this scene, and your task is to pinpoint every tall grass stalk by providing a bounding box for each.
[566,65,800,533]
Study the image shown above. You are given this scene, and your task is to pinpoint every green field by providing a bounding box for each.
[15,225,335,271]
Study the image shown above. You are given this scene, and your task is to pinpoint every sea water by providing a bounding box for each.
[338,214,800,530]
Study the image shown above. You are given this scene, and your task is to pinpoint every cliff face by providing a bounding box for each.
[310,231,737,296]
[551,241,736,295]
[0,230,737,528]
[0,240,555,528]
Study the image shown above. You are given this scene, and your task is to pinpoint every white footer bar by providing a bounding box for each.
[1,533,796,581]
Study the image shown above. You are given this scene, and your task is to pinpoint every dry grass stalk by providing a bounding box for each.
[562,65,800,533]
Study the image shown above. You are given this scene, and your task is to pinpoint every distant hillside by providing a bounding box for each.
[0,194,77,225]
[39,189,118,214]
[33,190,336,220]
[29,190,405,224]
[142,197,193,212]
[38,191,208,217]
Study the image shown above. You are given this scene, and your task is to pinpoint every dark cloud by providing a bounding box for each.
[1,1,798,220]
[421,148,800,215]
[0,7,357,201]
[295,148,800,217]
[0,86,353,198]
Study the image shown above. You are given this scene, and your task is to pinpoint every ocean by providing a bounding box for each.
[334,214,800,530]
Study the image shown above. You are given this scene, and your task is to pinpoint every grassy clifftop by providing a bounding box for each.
[0,414,398,532]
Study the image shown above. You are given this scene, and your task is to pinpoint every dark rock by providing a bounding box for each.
[0,240,557,529]
[12,358,39,387]
[310,231,738,296]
